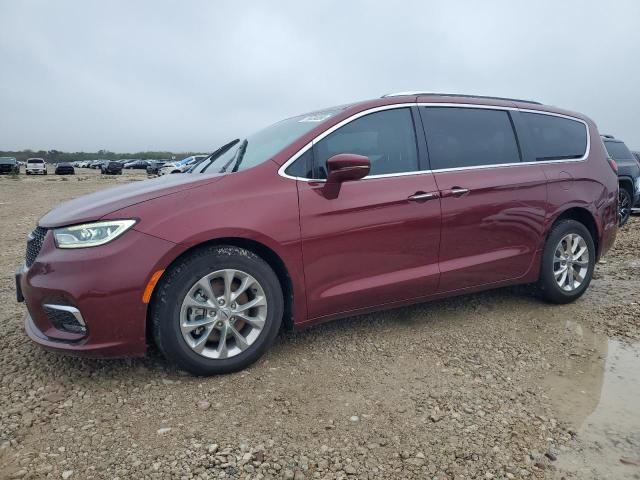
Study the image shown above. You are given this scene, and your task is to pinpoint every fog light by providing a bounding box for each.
[43,304,86,335]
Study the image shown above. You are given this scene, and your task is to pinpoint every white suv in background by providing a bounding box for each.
[159,155,207,175]
[25,158,47,175]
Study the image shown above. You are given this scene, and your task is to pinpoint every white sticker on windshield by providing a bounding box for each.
[298,113,333,123]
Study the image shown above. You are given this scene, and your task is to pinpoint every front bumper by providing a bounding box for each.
[17,228,176,358]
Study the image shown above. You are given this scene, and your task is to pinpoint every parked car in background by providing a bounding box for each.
[25,158,47,175]
[601,135,640,226]
[146,160,166,175]
[54,162,75,175]
[0,157,20,174]
[101,160,123,175]
[160,155,207,175]
[124,160,149,170]
[16,92,618,375]
[633,151,640,163]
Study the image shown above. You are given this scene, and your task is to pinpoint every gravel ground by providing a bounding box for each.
[1,170,639,480]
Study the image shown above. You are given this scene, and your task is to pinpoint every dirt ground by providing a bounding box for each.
[1,170,639,480]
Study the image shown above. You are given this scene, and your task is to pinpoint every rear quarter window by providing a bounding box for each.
[522,112,587,161]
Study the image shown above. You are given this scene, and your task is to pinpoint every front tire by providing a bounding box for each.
[539,219,595,304]
[151,246,283,375]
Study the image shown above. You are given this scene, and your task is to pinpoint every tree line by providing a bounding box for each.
[0,149,206,163]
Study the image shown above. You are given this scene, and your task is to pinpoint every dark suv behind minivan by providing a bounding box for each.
[16,92,618,375]
[602,135,640,225]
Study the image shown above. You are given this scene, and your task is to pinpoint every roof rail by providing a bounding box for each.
[381,91,542,105]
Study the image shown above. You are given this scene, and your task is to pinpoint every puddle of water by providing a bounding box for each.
[545,321,640,479]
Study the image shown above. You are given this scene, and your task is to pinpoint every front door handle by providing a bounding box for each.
[408,191,439,202]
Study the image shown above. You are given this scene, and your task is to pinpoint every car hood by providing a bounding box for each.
[39,173,226,228]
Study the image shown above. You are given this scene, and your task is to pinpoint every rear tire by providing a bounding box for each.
[539,219,595,304]
[619,187,632,227]
[151,246,283,375]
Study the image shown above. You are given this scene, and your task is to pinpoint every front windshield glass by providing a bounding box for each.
[0,157,17,164]
[200,108,342,174]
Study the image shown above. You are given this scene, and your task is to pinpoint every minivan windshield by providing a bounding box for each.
[198,109,342,174]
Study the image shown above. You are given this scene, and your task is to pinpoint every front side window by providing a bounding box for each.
[421,107,521,170]
[522,112,587,161]
[283,149,313,178]
[313,108,419,178]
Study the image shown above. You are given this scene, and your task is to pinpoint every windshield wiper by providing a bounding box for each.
[220,138,248,173]
[191,139,240,173]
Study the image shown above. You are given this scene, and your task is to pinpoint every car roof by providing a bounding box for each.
[382,91,542,105]
[310,92,591,125]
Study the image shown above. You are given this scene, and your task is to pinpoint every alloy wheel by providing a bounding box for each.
[179,269,267,359]
[553,233,590,292]
[619,190,631,226]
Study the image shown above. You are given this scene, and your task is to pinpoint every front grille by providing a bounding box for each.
[44,306,86,334]
[0,164,14,172]
[25,227,48,267]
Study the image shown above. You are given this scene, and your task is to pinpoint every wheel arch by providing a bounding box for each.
[548,207,600,258]
[618,176,634,194]
[146,237,295,343]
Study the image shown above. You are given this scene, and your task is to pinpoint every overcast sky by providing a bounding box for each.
[1,0,639,153]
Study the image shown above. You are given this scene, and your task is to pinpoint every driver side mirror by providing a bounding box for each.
[326,154,370,183]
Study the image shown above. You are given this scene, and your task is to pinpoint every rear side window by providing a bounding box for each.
[420,107,521,170]
[313,108,419,178]
[603,140,634,160]
[522,112,587,161]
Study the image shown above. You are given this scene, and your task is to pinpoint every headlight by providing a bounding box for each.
[53,220,136,249]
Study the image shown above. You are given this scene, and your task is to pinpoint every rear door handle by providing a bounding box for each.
[408,191,439,202]
[442,187,470,198]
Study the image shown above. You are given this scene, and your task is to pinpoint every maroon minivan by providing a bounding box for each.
[16,92,618,375]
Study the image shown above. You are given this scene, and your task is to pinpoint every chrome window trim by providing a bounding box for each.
[277,103,590,182]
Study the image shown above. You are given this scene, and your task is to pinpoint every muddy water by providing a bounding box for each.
[545,320,640,479]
